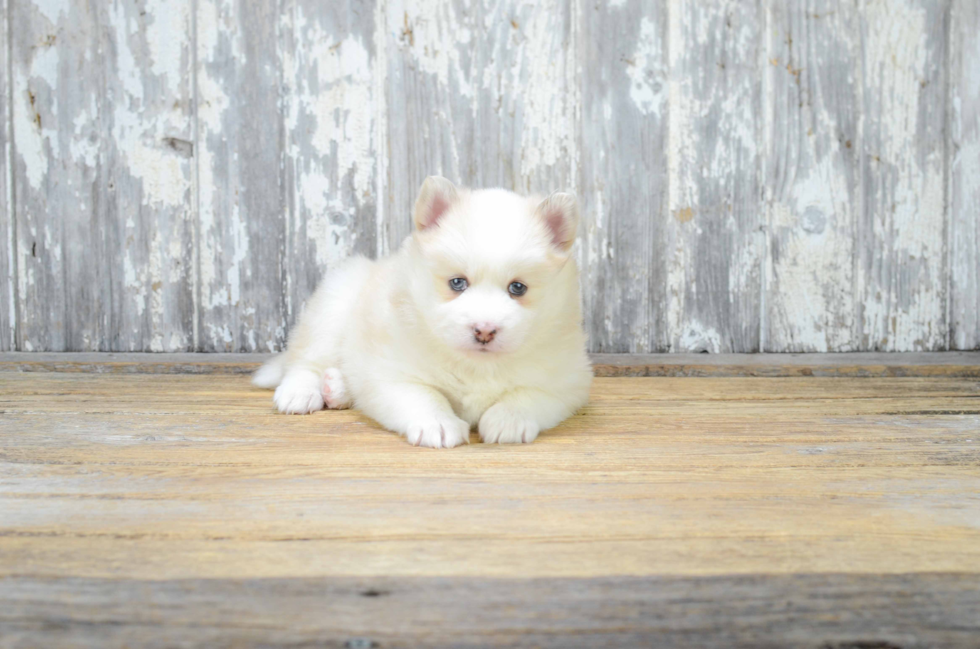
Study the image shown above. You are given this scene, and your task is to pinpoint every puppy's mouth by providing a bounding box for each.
[465,340,504,354]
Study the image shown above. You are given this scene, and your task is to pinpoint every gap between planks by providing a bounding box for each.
[0,352,978,377]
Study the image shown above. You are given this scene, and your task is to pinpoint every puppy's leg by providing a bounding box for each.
[274,367,325,414]
[358,383,470,449]
[478,389,576,444]
[321,368,352,409]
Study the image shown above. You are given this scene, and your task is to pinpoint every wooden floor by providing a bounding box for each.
[1,354,979,648]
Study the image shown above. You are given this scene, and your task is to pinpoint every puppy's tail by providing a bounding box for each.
[252,354,287,389]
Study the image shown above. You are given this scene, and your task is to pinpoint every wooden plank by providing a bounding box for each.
[103,0,195,351]
[949,0,979,350]
[279,0,379,326]
[1,574,979,648]
[1,351,979,377]
[764,1,860,351]
[10,1,105,351]
[665,0,765,353]
[2,371,979,643]
[856,0,949,351]
[578,0,668,353]
[196,0,285,352]
[1,373,979,580]
[381,0,577,253]
[0,0,11,351]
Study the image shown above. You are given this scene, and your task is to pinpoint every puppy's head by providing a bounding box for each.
[408,176,579,356]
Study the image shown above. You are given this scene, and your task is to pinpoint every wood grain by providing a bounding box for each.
[2,351,979,377]
[11,1,104,351]
[764,1,860,352]
[2,0,978,354]
[2,574,978,648]
[949,0,979,351]
[579,0,668,353]
[195,0,285,352]
[280,0,379,325]
[1,371,979,645]
[856,0,949,351]
[103,0,196,352]
[0,0,11,352]
[666,0,765,353]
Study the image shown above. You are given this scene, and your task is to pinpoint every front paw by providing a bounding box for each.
[405,415,470,449]
[479,404,540,444]
[274,377,325,414]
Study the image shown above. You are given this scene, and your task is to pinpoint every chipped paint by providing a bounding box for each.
[626,17,665,116]
[3,0,977,353]
[283,4,376,271]
[859,0,947,351]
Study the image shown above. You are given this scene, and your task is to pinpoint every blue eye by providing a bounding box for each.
[508,281,527,297]
[449,277,468,292]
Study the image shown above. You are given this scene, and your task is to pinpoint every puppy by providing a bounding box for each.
[253,176,592,448]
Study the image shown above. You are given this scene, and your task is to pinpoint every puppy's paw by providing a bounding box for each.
[405,415,470,449]
[321,368,352,410]
[274,375,325,414]
[479,404,540,444]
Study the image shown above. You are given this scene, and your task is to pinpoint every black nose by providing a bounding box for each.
[473,327,497,344]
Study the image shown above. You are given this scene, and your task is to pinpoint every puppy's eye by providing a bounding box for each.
[449,277,468,292]
[508,281,528,297]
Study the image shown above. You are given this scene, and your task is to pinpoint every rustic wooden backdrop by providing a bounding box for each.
[1,0,977,354]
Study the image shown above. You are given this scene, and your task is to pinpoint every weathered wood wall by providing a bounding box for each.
[1,0,977,353]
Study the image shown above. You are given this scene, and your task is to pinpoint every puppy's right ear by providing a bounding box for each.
[413,176,459,232]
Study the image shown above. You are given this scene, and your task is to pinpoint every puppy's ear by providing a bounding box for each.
[534,192,580,253]
[413,176,459,232]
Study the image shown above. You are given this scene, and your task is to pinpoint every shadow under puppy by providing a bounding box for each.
[254,176,593,448]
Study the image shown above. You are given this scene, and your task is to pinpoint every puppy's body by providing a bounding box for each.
[254,178,592,448]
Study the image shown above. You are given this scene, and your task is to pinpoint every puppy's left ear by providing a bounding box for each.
[534,192,580,253]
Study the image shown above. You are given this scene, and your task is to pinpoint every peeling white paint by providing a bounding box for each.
[627,17,664,117]
[33,0,70,25]
[860,0,945,351]
[6,0,975,354]
[393,0,473,97]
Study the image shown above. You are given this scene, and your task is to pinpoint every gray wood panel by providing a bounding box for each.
[856,0,949,351]
[665,0,765,352]
[196,0,286,352]
[103,0,196,351]
[10,1,105,351]
[3,574,979,648]
[9,0,195,352]
[950,0,979,351]
[579,0,668,353]
[2,0,977,353]
[280,0,379,323]
[764,1,861,352]
[3,351,979,378]
[0,0,11,352]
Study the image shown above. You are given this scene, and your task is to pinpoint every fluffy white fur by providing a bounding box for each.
[253,176,592,448]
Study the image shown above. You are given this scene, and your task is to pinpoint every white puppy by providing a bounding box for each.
[253,176,592,448]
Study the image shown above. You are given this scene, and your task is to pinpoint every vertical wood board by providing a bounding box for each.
[856,0,949,351]
[10,1,104,351]
[196,0,285,351]
[0,0,11,351]
[579,0,668,352]
[103,0,196,351]
[666,0,765,352]
[764,1,861,352]
[279,0,379,324]
[949,0,979,351]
